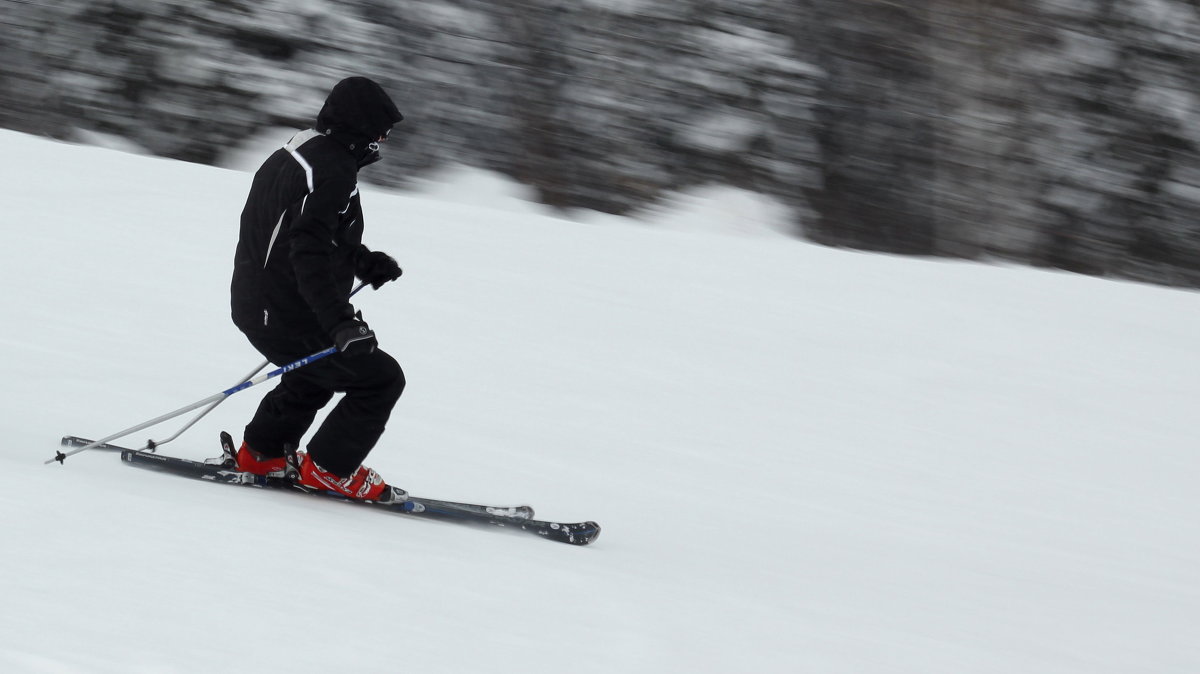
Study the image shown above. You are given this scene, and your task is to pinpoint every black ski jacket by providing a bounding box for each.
[231,129,367,340]
[231,77,403,342]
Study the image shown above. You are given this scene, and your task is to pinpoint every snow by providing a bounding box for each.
[1,128,1198,673]
[616,184,794,238]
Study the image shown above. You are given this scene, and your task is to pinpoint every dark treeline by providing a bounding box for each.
[3,0,1199,286]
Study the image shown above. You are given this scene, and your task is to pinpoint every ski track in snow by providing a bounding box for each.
[1,129,1197,674]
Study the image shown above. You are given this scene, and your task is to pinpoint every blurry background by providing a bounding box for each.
[3,0,1199,287]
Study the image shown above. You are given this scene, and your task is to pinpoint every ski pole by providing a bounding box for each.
[48,346,339,465]
[49,283,375,465]
[123,282,372,454]
[128,357,271,453]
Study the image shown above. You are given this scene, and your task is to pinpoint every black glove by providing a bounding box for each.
[331,318,377,356]
[356,250,402,290]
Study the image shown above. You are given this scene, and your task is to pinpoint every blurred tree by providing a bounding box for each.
[803,0,938,254]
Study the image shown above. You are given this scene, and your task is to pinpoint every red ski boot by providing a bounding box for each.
[235,442,289,477]
[297,452,390,502]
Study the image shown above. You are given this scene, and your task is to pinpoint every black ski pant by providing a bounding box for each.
[241,333,405,478]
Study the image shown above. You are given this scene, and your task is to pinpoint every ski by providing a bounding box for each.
[59,436,600,546]
[60,436,537,520]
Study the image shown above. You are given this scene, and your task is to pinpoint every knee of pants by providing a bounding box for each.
[388,363,406,404]
[377,352,406,404]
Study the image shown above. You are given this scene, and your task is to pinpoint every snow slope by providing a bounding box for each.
[1,129,1197,673]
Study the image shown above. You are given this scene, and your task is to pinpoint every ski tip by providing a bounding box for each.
[560,521,601,546]
[585,522,602,545]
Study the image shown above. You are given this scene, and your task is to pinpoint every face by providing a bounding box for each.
[365,128,390,156]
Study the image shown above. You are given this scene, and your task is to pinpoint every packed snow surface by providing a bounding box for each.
[1,129,1197,673]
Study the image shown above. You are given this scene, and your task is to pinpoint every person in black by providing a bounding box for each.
[229,76,406,501]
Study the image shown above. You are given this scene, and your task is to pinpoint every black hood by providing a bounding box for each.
[316,77,403,141]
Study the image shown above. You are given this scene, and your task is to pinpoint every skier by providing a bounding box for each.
[229,76,406,501]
